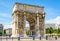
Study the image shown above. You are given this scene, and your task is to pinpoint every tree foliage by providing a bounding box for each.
[2,29,6,35]
[46,27,60,34]
[46,27,53,34]
[54,29,58,34]
[26,30,30,36]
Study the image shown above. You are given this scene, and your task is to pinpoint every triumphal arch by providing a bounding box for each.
[12,2,45,37]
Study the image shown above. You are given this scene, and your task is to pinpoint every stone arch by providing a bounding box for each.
[11,2,45,37]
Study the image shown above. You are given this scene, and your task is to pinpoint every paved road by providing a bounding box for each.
[0,39,60,41]
[0,36,60,41]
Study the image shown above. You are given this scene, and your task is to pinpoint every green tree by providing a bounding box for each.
[46,28,50,34]
[54,29,58,34]
[2,29,6,36]
[57,28,60,34]
[4,29,6,34]
[46,27,53,34]
[53,28,60,34]
[2,30,4,35]
[26,30,30,36]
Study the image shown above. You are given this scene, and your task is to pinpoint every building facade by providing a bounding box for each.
[0,24,3,35]
[6,28,12,36]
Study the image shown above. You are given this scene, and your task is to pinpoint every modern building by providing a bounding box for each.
[6,28,12,36]
[0,24,3,35]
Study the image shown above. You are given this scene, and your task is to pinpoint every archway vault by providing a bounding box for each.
[27,17,36,36]
[12,2,45,37]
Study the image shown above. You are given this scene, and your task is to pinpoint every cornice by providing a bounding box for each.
[13,2,44,9]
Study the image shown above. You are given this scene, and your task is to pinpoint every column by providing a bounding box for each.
[39,14,45,37]
[24,12,27,37]
[16,14,20,37]
[43,14,45,36]
[11,13,20,37]
[36,14,40,37]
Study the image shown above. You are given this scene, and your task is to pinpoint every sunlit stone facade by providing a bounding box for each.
[11,2,45,37]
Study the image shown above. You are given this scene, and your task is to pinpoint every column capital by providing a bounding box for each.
[24,12,26,15]
[36,11,38,13]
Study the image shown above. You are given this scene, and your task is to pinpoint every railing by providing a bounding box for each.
[0,36,60,41]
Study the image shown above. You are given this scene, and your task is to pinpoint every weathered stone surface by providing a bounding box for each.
[12,2,45,37]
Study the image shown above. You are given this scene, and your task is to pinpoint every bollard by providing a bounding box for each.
[55,36,57,40]
[46,36,48,40]
[12,37,13,41]
[39,36,41,40]
[6,36,7,41]
[33,36,35,40]
[0,37,2,41]
[18,37,20,41]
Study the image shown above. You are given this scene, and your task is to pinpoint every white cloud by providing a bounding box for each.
[4,24,12,29]
[46,16,60,24]
[0,13,12,29]
[0,13,11,18]
[25,21,30,27]
[1,21,12,29]
[26,23,29,27]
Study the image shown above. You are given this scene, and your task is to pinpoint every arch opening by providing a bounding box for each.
[25,17,36,37]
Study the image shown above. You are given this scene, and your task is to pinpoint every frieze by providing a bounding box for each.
[13,2,44,14]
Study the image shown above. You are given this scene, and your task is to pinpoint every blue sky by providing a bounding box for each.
[0,0,60,29]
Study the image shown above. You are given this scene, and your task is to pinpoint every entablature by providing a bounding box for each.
[12,2,44,15]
